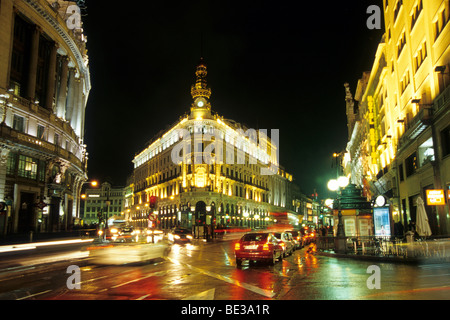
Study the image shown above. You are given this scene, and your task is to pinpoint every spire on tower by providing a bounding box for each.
[190,58,212,119]
[191,58,211,100]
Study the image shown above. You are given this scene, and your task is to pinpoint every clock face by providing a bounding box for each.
[195,98,207,108]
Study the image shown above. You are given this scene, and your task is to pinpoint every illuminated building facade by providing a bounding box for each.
[0,0,91,234]
[127,59,304,231]
[82,182,125,226]
[345,0,450,235]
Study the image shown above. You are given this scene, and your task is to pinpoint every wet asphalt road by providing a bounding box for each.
[0,238,449,301]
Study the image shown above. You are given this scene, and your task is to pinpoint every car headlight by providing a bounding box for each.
[174,235,181,240]
[110,228,118,234]
[186,235,193,240]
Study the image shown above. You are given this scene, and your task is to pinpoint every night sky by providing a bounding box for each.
[81,0,384,199]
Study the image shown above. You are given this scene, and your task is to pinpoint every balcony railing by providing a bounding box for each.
[1,125,85,170]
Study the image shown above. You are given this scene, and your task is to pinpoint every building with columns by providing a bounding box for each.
[126,59,305,232]
[0,0,91,235]
[344,0,450,235]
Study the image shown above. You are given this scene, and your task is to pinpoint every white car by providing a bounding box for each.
[87,241,171,265]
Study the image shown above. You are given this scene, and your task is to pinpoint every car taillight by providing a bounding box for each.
[280,242,285,248]
[263,243,270,251]
[235,243,241,251]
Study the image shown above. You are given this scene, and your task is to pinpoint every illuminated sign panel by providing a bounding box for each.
[374,207,391,237]
[426,189,445,206]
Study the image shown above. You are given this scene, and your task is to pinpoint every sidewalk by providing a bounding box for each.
[316,250,423,264]
[316,243,450,265]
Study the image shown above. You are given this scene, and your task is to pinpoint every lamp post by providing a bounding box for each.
[328,176,349,253]
[79,180,98,225]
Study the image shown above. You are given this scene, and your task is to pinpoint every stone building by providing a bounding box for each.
[344,0,450,235]
[0,0,91,234]
[126,59,305,232]
[82,182,125,227]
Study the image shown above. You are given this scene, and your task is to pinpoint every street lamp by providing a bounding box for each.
[328,176,349,253]
[79,180,99,224]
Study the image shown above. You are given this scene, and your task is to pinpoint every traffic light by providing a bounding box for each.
[149,196,157,208]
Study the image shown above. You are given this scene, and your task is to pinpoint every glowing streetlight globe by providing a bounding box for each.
[337,176,349,188]
[327,179,339,191]
[328,176,349,191]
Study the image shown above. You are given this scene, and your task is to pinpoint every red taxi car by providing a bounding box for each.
[234,232,284,266]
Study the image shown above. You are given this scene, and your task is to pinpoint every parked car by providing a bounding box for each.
[286,230,304,249]
[234,232,284,266]
[273,232,295,257]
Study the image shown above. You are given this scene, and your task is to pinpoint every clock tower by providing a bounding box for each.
[190,58,212,120]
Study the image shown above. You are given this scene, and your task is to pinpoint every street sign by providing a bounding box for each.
[148,213,157,221]
[426,189,445,205]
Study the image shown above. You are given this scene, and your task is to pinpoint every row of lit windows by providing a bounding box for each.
[12,114,77,153]
[85,206,122,213]
[134,122,272,168]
